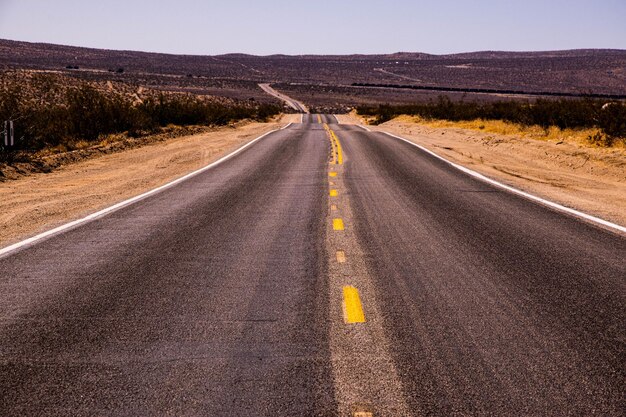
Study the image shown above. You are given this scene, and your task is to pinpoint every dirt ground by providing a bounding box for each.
[336,113,626,227]
[0,114,300,247]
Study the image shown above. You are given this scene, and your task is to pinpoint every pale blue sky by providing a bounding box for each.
[0,0,624,55]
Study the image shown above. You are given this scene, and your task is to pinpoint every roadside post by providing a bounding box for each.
[3,120,14,147]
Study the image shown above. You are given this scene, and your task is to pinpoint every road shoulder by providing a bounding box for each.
[336,113,626,227]
[0,115,298,247]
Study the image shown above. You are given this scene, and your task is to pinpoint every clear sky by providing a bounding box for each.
[0,0,624,55]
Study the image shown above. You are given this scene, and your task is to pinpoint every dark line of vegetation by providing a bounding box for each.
[356,96,626,146]
[0,84,280,160]
[352,83,626,100]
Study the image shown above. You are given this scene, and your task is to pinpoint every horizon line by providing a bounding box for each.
[2,37,625,58]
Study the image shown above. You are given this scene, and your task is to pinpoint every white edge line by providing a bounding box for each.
[281,122,292,130]
[383,131,626,235]
[301,113,304,124]
[333,114,340,124]
[356,124,371,132]
[0,127,283,258]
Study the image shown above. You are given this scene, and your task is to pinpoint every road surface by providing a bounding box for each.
[259,83,309,113]
[1,115,624,416]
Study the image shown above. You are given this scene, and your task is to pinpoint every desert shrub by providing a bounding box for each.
[21,106,72,148]
[67,85,138,140]
[138,94,280,127]
[587,132,614,147]
[598,103,626,140]
[0,87,29,157]
[357,97,626,144]
[0,81,280,159]
[256,103,281,121]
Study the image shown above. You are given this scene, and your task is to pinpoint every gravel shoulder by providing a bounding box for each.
[0,114,300,247]
[336,113,626,226]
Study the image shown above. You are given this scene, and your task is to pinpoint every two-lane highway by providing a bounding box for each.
[1,115,624,416]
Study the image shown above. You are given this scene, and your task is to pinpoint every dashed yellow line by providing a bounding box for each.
[317,114,322,124]
[324,119,363,328]
[343,286,366,323]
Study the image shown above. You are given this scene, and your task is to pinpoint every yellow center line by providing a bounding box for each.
[330,189,338,197]
[317,114,322,123]
[327,129,338,164]
[333,218,345,230]
[336,250,346,263]
[329,172,337,177]
[343,286,366,323]
[324,123,343,165]
[330,130,343,165]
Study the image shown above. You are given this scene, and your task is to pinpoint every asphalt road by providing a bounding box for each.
[259,83,309,113]
[1,115,624,416]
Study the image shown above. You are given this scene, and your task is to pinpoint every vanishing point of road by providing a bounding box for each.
[1,114,624,416]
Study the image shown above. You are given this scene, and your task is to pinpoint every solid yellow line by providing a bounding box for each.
[317,114,322,123]
[324,123,341,165]
[330,189,338,197]
[343,286,365,323]
[336,138,343,165]
[327,128,337,164]
[333,218,344,230]
[327,129,343,165]
[331,131,343,165]
[329,172,337,177]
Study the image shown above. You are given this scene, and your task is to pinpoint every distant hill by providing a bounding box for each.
[2,39,625,98]
[440,49,626,59]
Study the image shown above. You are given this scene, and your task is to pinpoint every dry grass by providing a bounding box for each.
[392,115,624,149]
[374,116,626,226]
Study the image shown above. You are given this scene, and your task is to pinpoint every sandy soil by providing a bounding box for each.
[337,113,626,226]
[0,114,300,247]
